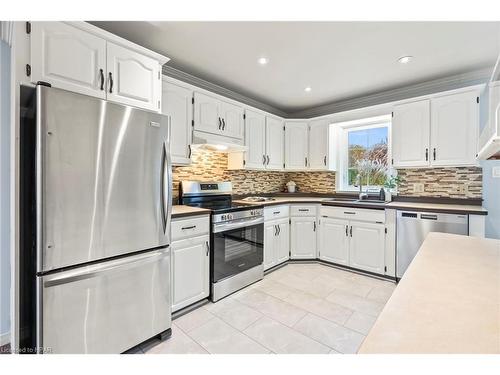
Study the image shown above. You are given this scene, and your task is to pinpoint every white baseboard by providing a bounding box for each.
[0,331,10,346]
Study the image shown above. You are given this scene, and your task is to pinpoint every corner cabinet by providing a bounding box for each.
[29,22,168,111]
[162,80,193,165]
[290,205,318,259]
[285,121,309,170]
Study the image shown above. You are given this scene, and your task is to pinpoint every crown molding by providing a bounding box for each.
[162,65,288,118]
[289,67,493,118]
[0,22,14,46]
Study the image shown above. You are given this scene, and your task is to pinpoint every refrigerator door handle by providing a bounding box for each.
[43,248,170,288]
[164,117,173,239]
[160,141,167,234]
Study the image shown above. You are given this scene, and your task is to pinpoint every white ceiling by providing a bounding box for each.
[91,22,500,113]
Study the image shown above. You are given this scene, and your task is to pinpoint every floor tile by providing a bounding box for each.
[293,313,366,354]
[244,316,330,354]
[366,284,396,303]
[276,273,337,298]
[204,298,262,331]
[283,289,353,325]
[344,311,378,335]
[326,289,385,317]
[234,289,308,327]
[314,273,374,298]
[188,318,270,354]
[253,278,296,300]
[174,307,215,332]
[144,324,208,354]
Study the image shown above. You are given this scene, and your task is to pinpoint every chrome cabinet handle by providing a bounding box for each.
[344,211,355,215]
[350,226,353,237]
[323,155,327,166]
[99,69,104,90]
[181,225,196,230]
[205,241,210,256]
[345,225,348,237]
[275,225,278,236]
[305,157,308,167]
[433,148,436,160]
[425,148,429,161]
[263,155,266,165]
[222,118,226,130]
[278,225,281,235]
[298,209,309,212]
[266,155,270,165]
[273,211,280,215]
[108,72,113,93]
[313,221,316,232]
[218,117,222,130]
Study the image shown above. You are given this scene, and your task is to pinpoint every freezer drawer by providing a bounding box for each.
[39,248,171,354]
[396,211,468,278]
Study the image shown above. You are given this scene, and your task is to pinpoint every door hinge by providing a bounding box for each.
[26,64,31,77]
[476,96,479,104]
[26,22,31,34]
[192,97,194,105]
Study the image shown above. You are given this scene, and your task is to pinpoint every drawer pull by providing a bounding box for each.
[181,225,197,230]
[273,211,281,214]
[298,209,309,212]
[344,211,356,215]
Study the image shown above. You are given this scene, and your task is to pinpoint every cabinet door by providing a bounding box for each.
[392,100,431,167]
[162,81,193,165]
[266,116,285,170]
[319,218,349,265]
[220,101,244,139]
[31,22,107,99]
[264,222,277,271]
[171,235,210,312]
[106,42,161,111]
[244,110,266,169]
[193,92,221,135]
[290,217,317,259]
[349,222,385,275]
[430,91,479,166]
[308,119,329,170]
[275,218,290,265]
[285,122,309,170]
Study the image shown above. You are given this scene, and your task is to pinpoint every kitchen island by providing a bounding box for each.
[359,232,500,354]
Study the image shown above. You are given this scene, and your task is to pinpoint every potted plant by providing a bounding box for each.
[383,173,403,202]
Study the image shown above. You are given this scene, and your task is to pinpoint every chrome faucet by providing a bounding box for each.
[355,174,368,200]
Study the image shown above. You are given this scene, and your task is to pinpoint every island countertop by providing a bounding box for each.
[359,232,500,354]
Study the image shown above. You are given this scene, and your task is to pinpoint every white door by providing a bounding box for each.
[285,122,309,170]
[290,217,317,259]
[264,222,277,270]
[244,110,266,169]
[319,218,349,265]
[31,22,107,99]
[308,120,329,170]
[392,100,431,167]
[220,101,244,139]
[430,91,479,166]
[171,235,210,312]
[266,116,285,170]
[275,218,290,265]
[349,222,385,275]
[106,42,161,111]
[193,92,221,135]
[162,81,193,165]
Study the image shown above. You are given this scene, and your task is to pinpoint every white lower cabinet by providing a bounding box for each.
[318,217,349,265]
[264,218,289,270]
[349,222,385,274]
[290,216,317,259]
[171,234,210,312]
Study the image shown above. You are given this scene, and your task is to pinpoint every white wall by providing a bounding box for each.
[0,40,11,346]
[481,160,500,239]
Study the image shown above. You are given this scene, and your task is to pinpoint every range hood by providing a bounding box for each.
[191,130,248,153]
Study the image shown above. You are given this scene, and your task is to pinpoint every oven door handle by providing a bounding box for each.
[213,217,264,233]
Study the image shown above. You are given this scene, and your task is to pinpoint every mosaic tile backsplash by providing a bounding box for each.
[173,149,482,200]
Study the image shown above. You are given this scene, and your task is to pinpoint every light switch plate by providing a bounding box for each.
[492,166,500,178]
[413,183,424,193]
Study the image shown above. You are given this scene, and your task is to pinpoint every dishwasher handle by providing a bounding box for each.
[420,214,438,220]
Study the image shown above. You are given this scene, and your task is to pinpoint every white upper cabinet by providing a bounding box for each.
[244,110,266,169]
[266,116,285,170]
[30,22,168,111]
[430,90,479,166]
[106,42,161,112]
[162,80,193,165]
[392,100,431,168]
[308,119,330,170]
[220,101,244,139]
[31,22,107,99]
[285,121,309,170]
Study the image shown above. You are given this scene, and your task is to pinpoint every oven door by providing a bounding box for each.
[212,217,264,283]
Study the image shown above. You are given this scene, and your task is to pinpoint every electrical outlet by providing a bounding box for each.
[458,185,468,194]
[413,183,424,193]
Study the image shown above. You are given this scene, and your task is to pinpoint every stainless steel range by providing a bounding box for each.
[180,181,264,301]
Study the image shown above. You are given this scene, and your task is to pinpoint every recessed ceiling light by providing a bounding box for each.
[398,55,413,64]
[257,57,269,65]
[304,86,312,92]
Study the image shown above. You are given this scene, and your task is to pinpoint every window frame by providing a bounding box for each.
[336,115,392,193]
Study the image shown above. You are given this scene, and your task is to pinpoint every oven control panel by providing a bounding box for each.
[213,208,263,224]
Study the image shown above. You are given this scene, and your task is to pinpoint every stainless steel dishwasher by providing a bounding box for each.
[396,211,468,278]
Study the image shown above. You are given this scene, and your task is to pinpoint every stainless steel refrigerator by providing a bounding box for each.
[19,84,172,354]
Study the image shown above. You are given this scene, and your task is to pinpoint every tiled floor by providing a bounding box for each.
[140,263,396,354]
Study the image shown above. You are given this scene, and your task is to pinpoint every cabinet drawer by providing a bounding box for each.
[320,206,385,223]
[172,215,210,241]
[264,205,289,220]
[290,205,317,217]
